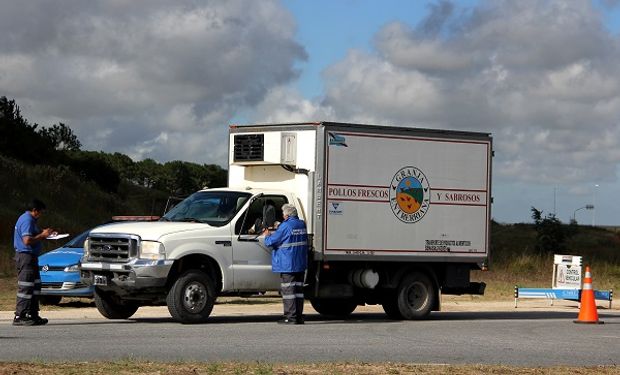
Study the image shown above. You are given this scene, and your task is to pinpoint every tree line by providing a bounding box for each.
[0,96,226,196]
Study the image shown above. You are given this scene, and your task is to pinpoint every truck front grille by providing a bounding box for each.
[87,235,138,263]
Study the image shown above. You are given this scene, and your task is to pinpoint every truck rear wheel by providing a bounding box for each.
[166,270,216,324]
[395,272,436,320]
[382,293,403,320]
[94,289,139,319]
[310,298,357,317]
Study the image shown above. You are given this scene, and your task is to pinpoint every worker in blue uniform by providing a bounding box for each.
[13,199,54,326]
[263,203,308,324]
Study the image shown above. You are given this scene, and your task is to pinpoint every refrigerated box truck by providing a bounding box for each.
[81,122,492,323]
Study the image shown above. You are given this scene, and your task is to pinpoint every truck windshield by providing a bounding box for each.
[160,191,251,227]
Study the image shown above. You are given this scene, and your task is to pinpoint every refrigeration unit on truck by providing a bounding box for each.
[81,122,492,323]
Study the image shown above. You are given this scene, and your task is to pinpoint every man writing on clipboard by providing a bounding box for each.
[13,199,54,326]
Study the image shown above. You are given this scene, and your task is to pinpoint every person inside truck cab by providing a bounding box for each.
[248,199,278,233]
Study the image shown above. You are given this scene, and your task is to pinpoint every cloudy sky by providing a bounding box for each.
[2,0,620,225]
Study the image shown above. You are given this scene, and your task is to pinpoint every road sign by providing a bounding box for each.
[552,254,582,289]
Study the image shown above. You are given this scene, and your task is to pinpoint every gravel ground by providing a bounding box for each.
[0,295,614,321]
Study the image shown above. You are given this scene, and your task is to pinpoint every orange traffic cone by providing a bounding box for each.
[574,266,604,324]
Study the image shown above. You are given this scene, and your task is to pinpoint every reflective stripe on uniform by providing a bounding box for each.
[279,241,307,248]
[34,279,41,284]
[17,293,32,299]
[282,294,296,300]
[18,281,34,287]
[281,282,304,287]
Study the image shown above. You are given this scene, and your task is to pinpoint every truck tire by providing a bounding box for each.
[94,289,139,319]
[310,298,357,317]
[39,296,62,306]
[166,270,216,324]
[382,293,403,320]
[395,272,436,320]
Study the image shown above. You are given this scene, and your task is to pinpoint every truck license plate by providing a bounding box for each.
[93,275,108,286]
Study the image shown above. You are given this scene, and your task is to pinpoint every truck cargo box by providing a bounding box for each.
[229,122,492,266]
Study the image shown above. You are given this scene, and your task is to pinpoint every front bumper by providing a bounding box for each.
[41,270,94,297]
[80,259,173,291]
[41,283,94,297]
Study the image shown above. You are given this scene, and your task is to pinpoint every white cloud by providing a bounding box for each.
[285,0,620,189]
[0,0,306,164]
[248,0,620,224]
[322,50,443,126]
[4,0,620,224]
[253,86,335,124]
[375,22,475,73]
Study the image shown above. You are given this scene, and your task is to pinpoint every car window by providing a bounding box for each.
[235,195,288,234]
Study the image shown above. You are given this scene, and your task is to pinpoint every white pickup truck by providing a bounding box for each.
[81,122,492,323]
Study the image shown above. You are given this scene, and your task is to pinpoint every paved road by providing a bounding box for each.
[1,309,619,365]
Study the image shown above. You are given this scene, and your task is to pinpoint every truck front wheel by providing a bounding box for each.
[310,298,357,318]
[395,272,436,320]
[94,289,139,319]
[166,270,216,324]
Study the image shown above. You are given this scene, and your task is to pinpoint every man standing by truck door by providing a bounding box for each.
[13,199,53,326]
[264,203,308,324]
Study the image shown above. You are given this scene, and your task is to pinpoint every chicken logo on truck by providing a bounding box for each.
[389,166,430,223]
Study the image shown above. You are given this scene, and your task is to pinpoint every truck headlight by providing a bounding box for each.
[83,238,90,258]
[140,241,166,260]
[64,264,80,272]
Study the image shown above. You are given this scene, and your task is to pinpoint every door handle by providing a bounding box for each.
[238,237,259,242]
[215,240,232,247]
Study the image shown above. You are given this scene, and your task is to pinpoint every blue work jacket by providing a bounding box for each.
[14,211,43,256]
[264,216,308,273]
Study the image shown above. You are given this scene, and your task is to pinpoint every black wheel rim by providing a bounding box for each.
[183,281,207,312]
[405,281,429,311]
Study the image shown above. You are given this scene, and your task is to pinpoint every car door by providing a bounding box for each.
[231,195,288,291]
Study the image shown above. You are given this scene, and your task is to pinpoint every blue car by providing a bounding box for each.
[38,230,94,305]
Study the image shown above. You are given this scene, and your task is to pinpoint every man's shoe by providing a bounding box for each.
[296,317,305,325]
[32,316,48,326]
[277,318,297,325]
[12,316,35,326]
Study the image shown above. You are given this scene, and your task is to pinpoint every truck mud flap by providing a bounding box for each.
[442,282,486,296]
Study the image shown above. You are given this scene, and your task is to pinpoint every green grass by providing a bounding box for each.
[0,276,14,311]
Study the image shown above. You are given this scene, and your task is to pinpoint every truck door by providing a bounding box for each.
[231,195,288,290]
